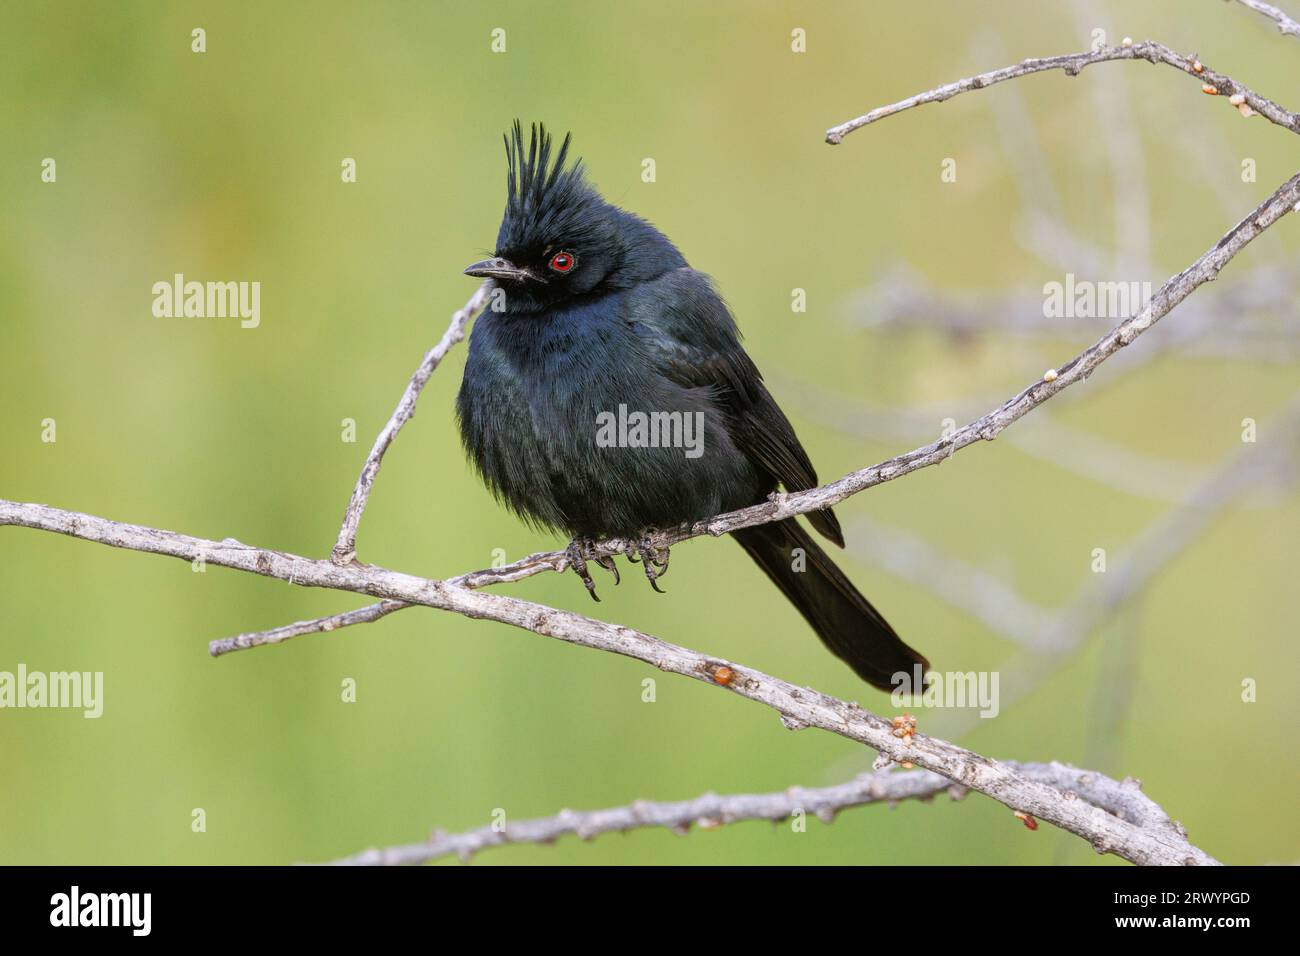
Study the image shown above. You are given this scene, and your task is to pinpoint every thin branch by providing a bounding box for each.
[330,767,971,865]
[1230,0,1300,38]
[825,41,1300,144]
[0,498,1218,865]
[208,554,566,657]
[330,280,493,565]
[324,761,1184,866]
[212,600,408,656]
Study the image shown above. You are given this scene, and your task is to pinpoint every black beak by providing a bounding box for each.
[463,257,532,281]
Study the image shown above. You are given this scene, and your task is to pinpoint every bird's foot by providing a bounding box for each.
[565,537,619,602]
[627,533,670,593]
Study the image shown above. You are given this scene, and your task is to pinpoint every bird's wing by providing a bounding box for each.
[625,268,844,546]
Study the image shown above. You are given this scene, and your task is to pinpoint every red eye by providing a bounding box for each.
[548,251,576,273]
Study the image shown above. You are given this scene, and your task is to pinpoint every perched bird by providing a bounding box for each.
[457,122,928,690]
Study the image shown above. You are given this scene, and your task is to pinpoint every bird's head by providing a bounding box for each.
[465,122,684,312]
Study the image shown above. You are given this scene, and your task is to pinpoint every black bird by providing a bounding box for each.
[457,122,928,690]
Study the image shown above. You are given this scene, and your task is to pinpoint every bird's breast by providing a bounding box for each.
[458,305,761,537]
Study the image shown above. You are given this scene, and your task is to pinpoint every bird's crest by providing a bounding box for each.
[505,121,581,218]
[499,121,600,252]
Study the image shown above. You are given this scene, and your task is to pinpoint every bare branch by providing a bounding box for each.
[323,761,1185,866]
[1230,0,1300,38]
[825,41,1300,144]
[0,497,1219,865]
[211,600,408,656]
[330,280,493,565]
[329,768,970,865]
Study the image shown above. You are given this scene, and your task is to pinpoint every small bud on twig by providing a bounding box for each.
[891,712,918,744]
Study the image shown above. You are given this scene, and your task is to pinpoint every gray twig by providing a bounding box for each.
[825,41,1299,144]
[213,600,409,656]
[323,761,1185,866]
[1229,0,1300,38]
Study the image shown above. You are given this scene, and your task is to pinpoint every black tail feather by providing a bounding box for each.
[735,519,928,691]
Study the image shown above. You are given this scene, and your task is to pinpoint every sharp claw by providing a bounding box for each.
[635,534,669,594]
[595,554,620,586]
[565,538,601,602]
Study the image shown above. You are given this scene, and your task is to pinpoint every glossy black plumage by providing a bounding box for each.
[456,122,928,690]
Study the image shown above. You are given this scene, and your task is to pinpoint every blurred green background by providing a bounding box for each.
[2,0,1297,865]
